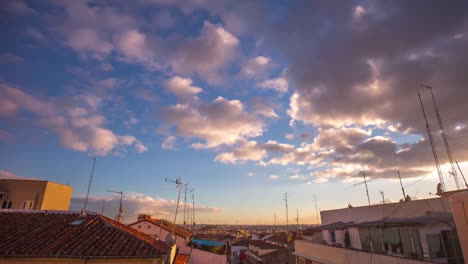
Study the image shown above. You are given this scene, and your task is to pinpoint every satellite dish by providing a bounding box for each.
[165,233,176,246]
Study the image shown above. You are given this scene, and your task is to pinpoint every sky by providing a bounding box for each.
[1,0,468,225]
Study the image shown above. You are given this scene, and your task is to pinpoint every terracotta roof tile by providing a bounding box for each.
[0,210,170,259]
[129,218,191,238]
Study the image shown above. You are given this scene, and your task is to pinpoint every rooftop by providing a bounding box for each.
[129,215,191,238]
[0,210,170,259]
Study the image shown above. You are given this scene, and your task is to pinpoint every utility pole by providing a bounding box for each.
[83,157,97,212]
[283,192,289,232]
[362,172,371,206]
[379,191,385,204]
[418,90,445,192]
[455,161,468,188]
[397,171,407,200]
[423,85,461,189]
[313,195,320,225]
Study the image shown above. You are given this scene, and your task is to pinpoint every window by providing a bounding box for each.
[329,230,336,243]
[22,200,35,209]
[1,200,12,209]
[441,230,463,264]
[298,257,306,264]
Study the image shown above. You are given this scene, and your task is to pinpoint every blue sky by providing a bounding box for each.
[1,0,468,224]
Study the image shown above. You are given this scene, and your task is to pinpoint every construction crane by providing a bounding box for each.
[421,85,461,189]
[418,89,445,192]
[106,190,124,223]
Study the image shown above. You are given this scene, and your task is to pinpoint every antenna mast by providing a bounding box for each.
[422,85,461,189]
[295,209,300,232]
[183,184,188,228]
[362,172,371,206]
[83,157,97,212]
[283,192,289,232]
[379,191,385,204]
[397,171,407,200]
[165,178,183,240]
[106,190,124,222]
[313,195,319,225]
[418,91,445,192]
[191,189,196,232]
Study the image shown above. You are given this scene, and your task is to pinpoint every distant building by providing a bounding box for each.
[0,210,171,264]
[236,240,289,264]
[294,195,465,264]
[129,214,228,264]
[0,171,72,210]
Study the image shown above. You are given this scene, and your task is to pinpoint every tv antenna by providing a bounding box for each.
[165,177,183,243]
[421,85,461,189]
[397,171,407,200]
[418,87,445,192]
[313,195,320,225]
[106,190,124,222]
[362,172,371,206]
[190,188,196,232]
[283,192,289,232]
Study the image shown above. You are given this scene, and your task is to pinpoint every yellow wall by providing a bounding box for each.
[41,181,73,210]
[0,179,72,210]
[0,258,164,264]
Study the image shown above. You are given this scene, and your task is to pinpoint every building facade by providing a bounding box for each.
[0,172,72,210]
[294,195,465,264]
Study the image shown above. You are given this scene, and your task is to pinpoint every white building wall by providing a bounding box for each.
[129,221,191,254]
[348,227,361,249]
[321,197,451,225]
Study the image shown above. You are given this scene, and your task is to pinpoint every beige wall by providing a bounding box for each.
[294,240,429,264]
[0,179,72,210]
[0,180,47,209]
[0,258,164,264]
[42,181,72,210]
[450,191,468,261]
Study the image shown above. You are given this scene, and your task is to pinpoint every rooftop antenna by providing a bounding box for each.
[183,184,188,228]
[283,192,289,232]
[295,209,300,232]
[313,195,320,225]
[455,161,468,188]
[106,190,124,222]
[83,157,97,213]
[190,188,196,232]
[100,200,106,215]
[418,89,445,192]
[379,191,385,204]
[397,171,407,200]
[165,177,183,243]
[362,172,371,206]
[274,213,277,230]
[421,85,461,189]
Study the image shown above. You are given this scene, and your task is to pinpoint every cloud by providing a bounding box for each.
[70,192,223,224]
[242,56,271,77]
[0,84,147,156]
[289,174,308,180]
[214,140,294,164]
[163,78,265,149]
[258,75,288,94]
[251,98,278,118]
[2,0,35,16]
[161,136,176,150]
[165,76,203,100]
[0,53,24,64]
[268,175,280,180]
[168,21,239,84]
[67,28,113,59]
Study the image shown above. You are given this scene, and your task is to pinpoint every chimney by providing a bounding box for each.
[138,214,151,221]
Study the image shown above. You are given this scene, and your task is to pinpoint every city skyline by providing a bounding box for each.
[1,0,468,224]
